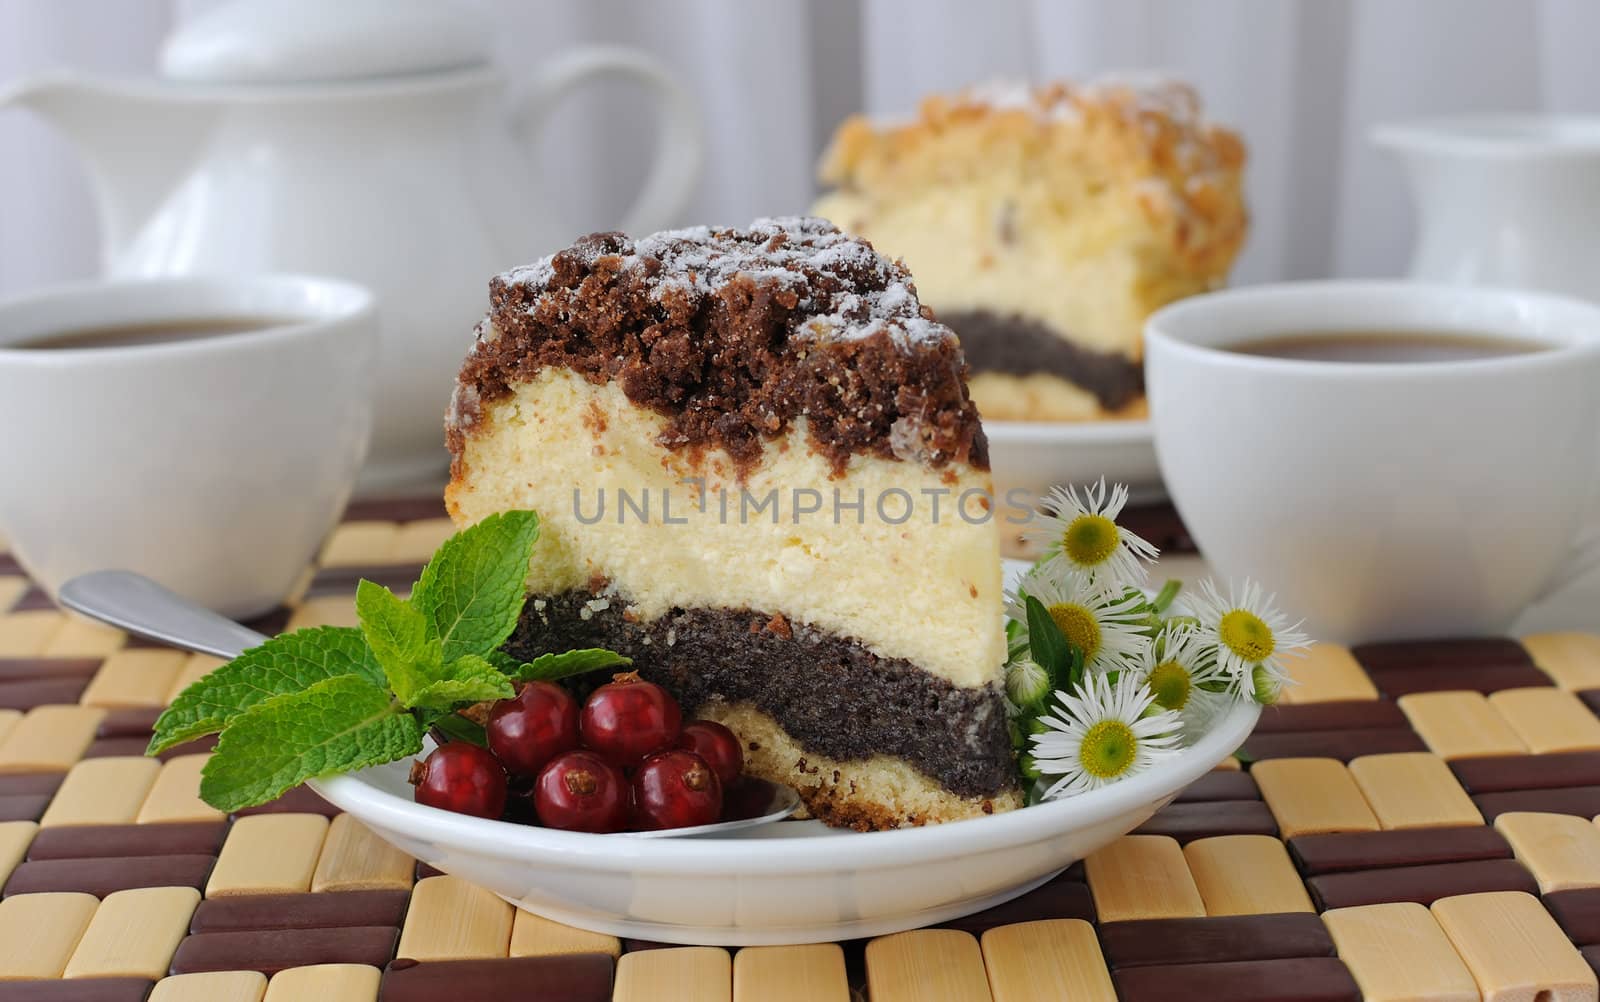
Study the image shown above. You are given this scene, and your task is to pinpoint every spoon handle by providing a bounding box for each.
[57,570,267,660]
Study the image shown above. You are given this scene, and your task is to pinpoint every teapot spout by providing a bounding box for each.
[0,72,215,268]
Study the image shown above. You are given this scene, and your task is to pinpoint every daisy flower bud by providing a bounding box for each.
[1005,657,1053,712]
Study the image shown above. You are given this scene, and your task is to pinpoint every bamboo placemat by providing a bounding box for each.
[2,499,1600,1000]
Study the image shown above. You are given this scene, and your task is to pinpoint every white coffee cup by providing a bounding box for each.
[0,275,376,618]
[1146,280,1600,643]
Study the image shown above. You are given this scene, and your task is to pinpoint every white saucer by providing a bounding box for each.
[312,696,1256,945]
[985,418,1163,505]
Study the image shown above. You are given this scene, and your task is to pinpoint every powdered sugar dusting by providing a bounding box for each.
[445,375,481,436]
[958,73,1205,129]
[497,216,954,349]
[1077,71,1203,122]
[500,236,612,291]
[959,78,1081,124]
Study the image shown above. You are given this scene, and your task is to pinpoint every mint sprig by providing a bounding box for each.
[411,510,544,663]
[514,648,631,682]
[406,653,515,709]
[147,626,382,754]
[355,578,440,703]
[148,509,629,811]
[200,675,424,812]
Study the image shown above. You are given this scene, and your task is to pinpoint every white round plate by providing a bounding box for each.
[984,418,1163,505]
[311,694,1255,946]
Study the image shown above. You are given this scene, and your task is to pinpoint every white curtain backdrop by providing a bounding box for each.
[3,0,1598,296]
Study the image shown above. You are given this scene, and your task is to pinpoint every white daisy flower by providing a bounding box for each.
[1177,687,1231,741]
[1131,624,1228,714]
[1187,578,1310,703]
[1026,478,1159,591]
[1030,671,1184,799]
[1006,564,1148,674]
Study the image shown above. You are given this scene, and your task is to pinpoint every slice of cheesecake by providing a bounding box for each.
[446,217,1019,830]
[813,77,1248,421]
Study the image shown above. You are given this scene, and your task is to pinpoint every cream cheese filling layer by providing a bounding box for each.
[968,372,1150,423]
[815,184,1212,358]
[447,368,1006,689]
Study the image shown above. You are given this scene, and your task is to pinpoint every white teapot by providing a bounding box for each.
[0,0,703,488]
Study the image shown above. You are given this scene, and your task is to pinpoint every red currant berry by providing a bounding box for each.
[675,720,744,787]
[487,681,580,778]
[534,750,631,833]
[579,672,682,768]
[409,742,507,820]
[633,750,722,830]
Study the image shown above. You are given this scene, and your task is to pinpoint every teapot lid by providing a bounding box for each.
[161,0,492,83]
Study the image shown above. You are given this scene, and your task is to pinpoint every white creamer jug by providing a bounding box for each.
[1376,116,1600,303]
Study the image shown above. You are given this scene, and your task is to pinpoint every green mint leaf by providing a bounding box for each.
[199,675,422,812]
[514,648,631,683]
[1024,595,1072,689]
[431,713,489,748]
[411,510,541,663]
[149,626,382,755]
[484,649,522,676]
[405,654,515,710]
[355,578,442,705]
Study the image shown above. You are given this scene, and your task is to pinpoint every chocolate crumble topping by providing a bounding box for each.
[448,217,988,478]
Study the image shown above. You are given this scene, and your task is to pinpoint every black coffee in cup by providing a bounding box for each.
[10,316,299,350]
[1226,329,1546,363]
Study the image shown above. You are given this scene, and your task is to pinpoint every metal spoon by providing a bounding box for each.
[57,569,804,836]
[59,570,271,660]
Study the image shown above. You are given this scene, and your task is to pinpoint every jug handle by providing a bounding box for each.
[506,46,705,235]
